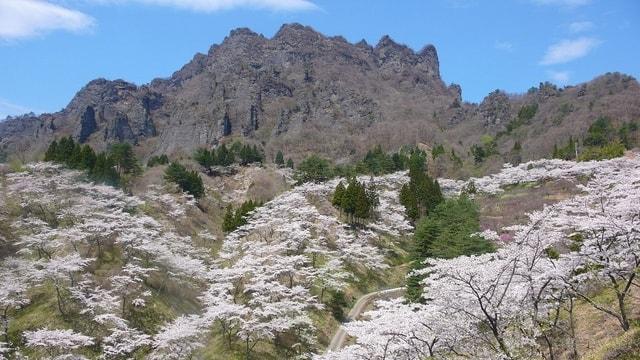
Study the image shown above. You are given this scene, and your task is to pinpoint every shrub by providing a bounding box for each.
[294,155,333,184]
[147,154,169,167]
[578,141,625,161]
[164,162,205,198]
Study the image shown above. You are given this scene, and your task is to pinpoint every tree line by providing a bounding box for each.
[553,116,635,161]
[44,137,140,187]
[294,145,415,185]
[194,142,264,168]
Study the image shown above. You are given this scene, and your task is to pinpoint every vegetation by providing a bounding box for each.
[147,154,169,167]
[398,151,443,222]
[163,162,205,198]
[274,150,285,167]
[470,135,499,164]
[294,154,333,184]
[406,195,495,302]
[553,117,639,161]
[222,200,261,233]
[505,103,538,133]
[44,137,141,187]
[332,178,379,224]
[193,141,263,168]
[355,145,409,175]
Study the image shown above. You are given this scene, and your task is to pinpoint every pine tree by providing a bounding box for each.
[275,150,285,167]
[194,148,215,167]
[222,205,236,232]
[286,158,294,169]
[354,182,370,222]
[332,181,345,208]
[217,144,234,166]
[79,145,96,170]
[44,140,58,161]
[399,150,443,222]
[164,162,205,198]
[109,143,140,176]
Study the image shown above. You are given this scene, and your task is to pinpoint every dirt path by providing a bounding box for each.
[326,287,405,353]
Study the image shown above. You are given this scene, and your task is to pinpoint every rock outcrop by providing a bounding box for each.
[1,24,640,165]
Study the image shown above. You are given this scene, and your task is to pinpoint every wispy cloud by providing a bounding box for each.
[0,0,94,41]
[547,70,570,85]
[569,21,593,33]
[531,0,591,8]
[494,41,514,52]
[0,98,33,120]
[94,0,319,12]
[540,37,601,65]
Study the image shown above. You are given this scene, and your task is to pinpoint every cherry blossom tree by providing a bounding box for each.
[24,328,94,358]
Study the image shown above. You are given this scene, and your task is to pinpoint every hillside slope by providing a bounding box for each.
[2,152,639,359]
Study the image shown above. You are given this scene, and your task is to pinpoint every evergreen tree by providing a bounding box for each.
[90,153,120,186]
[109,143,141,176]
[164,162,205,198]
[406,195,495,302]
[216,144,234,166]
[286,158,294,169]
[399,151,443,222]
[68,143,82,169]
[294,155,332,184]
[79,145,96,170]
[147,154,169,167]
[222,205,236,233]
[44,140,58,161]
[332,178,378,224]
[275,150,285,167]
[332,181,346,208]
[194,148,215,167]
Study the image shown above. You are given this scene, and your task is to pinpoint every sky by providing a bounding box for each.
[0,0,638,119]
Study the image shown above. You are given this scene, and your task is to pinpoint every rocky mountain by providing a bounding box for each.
[1,23,639,166]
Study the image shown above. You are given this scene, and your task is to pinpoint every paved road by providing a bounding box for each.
[326,287,405,353]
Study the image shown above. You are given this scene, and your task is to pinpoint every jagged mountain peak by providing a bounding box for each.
[1,24,639,169]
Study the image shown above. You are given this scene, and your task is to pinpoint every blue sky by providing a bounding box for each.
[0,0,638,118]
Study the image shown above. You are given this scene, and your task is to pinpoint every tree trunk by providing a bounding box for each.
[55,284,66,316]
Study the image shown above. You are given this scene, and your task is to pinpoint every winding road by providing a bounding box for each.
[326,287,405,353]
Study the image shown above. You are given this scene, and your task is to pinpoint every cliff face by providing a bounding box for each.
[0,23,454,161]
[1,23,640,165]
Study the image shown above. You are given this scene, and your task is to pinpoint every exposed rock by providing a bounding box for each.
[75,106,97,143]
[1,25,640,165]
[479,90,511,128]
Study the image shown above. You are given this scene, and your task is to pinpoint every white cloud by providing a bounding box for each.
[0,98,33,120]
[569,21,593,33]
[532,0,591,7]
[494,41,514,52]
[0,0,94,41]
[95,0,319,12]
[547,70,570,85]
[539,37,601,65]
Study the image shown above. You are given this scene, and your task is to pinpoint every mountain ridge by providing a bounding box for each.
[1,23,639,170]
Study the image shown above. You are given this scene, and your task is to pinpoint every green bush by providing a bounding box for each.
[222,200,261,232]
[164,162,205,198]
[147,154,169,167]
[294,154,333,184]
[578,141,625,161]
